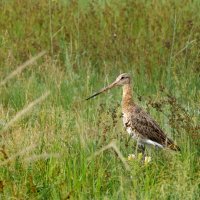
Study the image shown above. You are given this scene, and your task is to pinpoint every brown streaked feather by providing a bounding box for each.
[128,106,180,151]
[86,73,180,151]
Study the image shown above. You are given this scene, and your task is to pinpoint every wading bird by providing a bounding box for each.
[86,73,180,152]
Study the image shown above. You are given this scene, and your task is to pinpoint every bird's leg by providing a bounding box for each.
[139,144,146,158]
[136,142,146,156]
[155,145,160,151]
[140,144,145,154]
[134,141,148,163]
[154,145,161,157]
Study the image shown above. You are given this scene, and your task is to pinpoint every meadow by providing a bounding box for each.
[0,0,200,199]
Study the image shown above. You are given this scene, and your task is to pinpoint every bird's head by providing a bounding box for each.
[86,73,131,100]
[115,73,131,86]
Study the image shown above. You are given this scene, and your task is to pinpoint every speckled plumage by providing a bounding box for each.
[87,73,180,151]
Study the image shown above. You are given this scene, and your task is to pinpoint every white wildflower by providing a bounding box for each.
[128,154,136,161]
[144,156,152,164]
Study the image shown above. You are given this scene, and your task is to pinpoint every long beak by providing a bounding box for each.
[86,81,117,100]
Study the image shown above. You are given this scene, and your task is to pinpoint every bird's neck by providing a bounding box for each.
[122,84,134,111]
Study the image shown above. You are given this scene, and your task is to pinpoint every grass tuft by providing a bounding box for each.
[0,0,199,199]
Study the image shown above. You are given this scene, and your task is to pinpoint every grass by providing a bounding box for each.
[0,0,200,199]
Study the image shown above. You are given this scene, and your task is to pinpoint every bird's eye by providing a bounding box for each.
[121,76,125,80]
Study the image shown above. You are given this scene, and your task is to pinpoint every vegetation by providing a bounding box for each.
[0,0,199,199]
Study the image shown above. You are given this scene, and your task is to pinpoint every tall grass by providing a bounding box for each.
[0,0,199,199]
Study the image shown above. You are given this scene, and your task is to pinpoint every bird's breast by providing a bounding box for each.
[122,113,138,139]
[122,112,129,127]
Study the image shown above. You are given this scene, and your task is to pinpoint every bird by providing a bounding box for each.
[86,73,180,152]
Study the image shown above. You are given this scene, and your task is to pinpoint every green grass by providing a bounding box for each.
[0,0,200,199]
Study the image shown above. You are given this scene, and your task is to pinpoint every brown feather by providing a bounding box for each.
[86,73,180,151]
[128,105,180,151]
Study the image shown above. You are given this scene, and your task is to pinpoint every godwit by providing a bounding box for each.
[86,73,180,152]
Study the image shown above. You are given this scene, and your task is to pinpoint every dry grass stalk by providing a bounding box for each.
[0,50,46,87]
[88,140,130,171]
[1,91,50,133]
[0,144,36,166]
[24,152,60,163]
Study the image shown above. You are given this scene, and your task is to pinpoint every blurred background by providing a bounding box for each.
[0,0,199,199]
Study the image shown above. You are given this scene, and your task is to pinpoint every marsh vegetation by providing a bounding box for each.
[0,0,199,199]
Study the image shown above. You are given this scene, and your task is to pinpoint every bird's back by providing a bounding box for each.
[123,104,180,151]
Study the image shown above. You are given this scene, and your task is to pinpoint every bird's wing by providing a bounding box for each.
[129,106,179,150]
